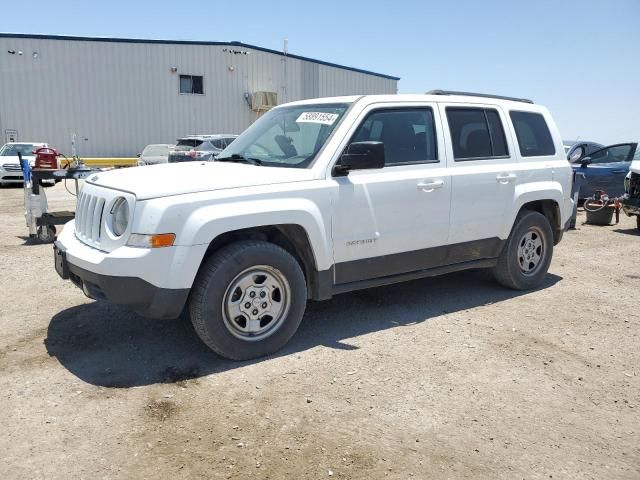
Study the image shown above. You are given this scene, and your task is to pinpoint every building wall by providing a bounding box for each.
[0,37,397,156]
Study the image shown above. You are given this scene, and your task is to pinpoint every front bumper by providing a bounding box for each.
[54,240,189,319]
[0,167,24,183]
[621,195,640,216]
[54,221,207,319]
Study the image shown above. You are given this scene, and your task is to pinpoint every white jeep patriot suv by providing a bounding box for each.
[54,91,574,360]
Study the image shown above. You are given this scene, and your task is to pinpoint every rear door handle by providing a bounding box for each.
[496,173,517,184]
[417,180,444,191]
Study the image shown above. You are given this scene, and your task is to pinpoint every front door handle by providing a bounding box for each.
[417,180,444,191]
[496,173,517,184]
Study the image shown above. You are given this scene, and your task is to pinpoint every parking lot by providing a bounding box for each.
[1,182,638,479]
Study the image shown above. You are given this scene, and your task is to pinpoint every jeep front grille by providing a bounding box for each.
[75,190,105,247]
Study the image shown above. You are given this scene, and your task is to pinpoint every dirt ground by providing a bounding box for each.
[0,182,638,479]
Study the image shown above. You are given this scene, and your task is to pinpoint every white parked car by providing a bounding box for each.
[137,144,175,166]
[54,92,574,360]
[0,142,47,185]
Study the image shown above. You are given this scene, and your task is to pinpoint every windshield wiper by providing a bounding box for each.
[215,154,262,166]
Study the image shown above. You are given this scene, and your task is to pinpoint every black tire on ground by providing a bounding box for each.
[492,210,554,290]
[36,225,56,243]
[189,240,307,360]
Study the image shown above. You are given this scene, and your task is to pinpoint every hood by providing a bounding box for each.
[630,160,640,174]
[86,161,316,200]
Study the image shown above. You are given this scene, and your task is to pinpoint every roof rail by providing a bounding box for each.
[426,90,533,104]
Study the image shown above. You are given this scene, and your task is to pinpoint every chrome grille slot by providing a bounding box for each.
[84,195,96,238]
[2,163,22,172]
[91,198,105,240]
[74,190,106,248]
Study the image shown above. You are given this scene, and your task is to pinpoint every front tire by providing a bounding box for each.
[189,240,307,360]
[492,210,554,290]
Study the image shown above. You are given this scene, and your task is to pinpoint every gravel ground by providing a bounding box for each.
[1,182,639,479]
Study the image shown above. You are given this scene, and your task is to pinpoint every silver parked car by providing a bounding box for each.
[137,144,175,166]
[168,135,238,163]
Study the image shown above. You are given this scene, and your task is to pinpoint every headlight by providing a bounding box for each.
[111,197,129,236]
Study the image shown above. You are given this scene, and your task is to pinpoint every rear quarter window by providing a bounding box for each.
[509,111,555,157]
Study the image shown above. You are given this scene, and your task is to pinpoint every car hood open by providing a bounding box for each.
[86,162,316,200]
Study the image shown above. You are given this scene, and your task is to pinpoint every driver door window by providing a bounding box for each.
[588,144,636,164]
[350,108,438,165]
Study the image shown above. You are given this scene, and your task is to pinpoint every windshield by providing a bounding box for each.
[218,103,350,168]
[0,144,38,157]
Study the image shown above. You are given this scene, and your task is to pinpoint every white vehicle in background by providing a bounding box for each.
[54,92,574,360]
[0,142,48,186]
[137,144,175,166]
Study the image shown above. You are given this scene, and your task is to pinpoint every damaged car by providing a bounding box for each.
[621,150,640,229]
[570,142,637,199]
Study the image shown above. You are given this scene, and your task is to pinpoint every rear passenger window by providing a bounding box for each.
[509,111,555,157]
[351,108,438,165]
[446,107,509,160]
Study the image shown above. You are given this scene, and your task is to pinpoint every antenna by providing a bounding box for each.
[282,38,288,103]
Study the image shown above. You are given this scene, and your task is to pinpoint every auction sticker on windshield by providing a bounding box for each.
[296,112,339,125]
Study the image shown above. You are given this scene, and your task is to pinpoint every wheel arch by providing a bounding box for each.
[506,185,565,245]
[198,224,331,301]
[516,199,562,244]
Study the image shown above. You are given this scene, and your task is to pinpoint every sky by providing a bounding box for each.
[2,0,639,145]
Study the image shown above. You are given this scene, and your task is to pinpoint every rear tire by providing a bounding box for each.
[189,240,307,360]
[492,210,554,290]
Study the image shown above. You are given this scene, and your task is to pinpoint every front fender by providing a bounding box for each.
[182,198,332,271]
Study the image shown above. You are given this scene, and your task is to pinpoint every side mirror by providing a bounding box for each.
[580,156,592,166]
[136,153,142,157]
[334,141,385,176]
[568,146,584,163]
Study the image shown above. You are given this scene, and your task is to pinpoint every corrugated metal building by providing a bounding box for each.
[0,33,399,156]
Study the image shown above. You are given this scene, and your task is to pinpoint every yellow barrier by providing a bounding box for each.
[61,158,138,168]
[80,158,138,167]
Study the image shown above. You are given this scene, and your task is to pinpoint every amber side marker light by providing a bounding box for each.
[127,233,176,248]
